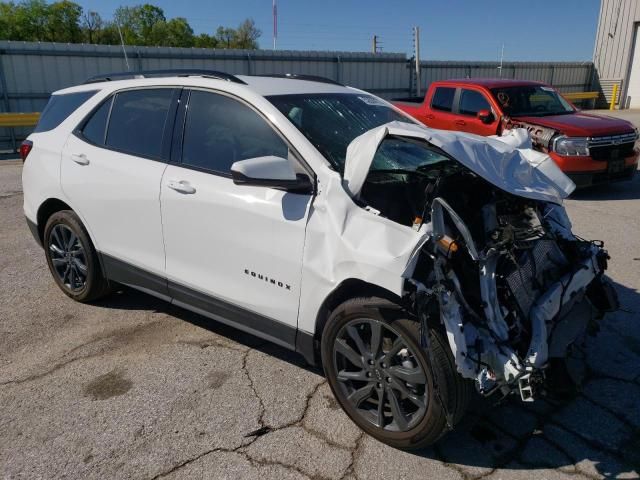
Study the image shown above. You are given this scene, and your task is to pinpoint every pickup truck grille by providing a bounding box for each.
[588,132,638,161]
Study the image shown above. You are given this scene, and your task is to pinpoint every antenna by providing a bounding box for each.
[498,43,504,77]
[115,21,131,71]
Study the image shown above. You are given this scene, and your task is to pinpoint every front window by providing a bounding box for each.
[267,93,411,171]
[491,85,574,117]
[459,89,491,116]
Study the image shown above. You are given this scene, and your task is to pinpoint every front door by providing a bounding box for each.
[160,89,312,347]
[454,88,498,136]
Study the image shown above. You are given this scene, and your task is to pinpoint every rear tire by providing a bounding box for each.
[43,210,112,303]
[321,296,471,449]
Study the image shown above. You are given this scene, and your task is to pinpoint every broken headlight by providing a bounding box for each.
[552,135,589,156]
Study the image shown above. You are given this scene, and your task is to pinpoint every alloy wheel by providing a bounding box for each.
[332,318,429,432]
[48,223,88,291]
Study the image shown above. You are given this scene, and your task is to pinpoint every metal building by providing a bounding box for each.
[593,0,640,108]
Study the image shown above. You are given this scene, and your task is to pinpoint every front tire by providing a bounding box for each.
[321,297,470,449]
[43,210,112,303]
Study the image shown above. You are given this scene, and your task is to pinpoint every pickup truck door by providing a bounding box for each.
[159,89,312,348]
[423,86,460,130]
[452,88,499,136]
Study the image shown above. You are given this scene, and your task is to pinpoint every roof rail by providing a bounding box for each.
[84,69,247,85]
[255,73,343,86]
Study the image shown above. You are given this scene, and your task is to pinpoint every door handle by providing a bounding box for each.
[425,114,435,120]
[454,120,466,126]
[71,153,90,166]
[167,179,196,194]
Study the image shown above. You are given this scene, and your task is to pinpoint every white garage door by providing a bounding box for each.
[628,23,640,108]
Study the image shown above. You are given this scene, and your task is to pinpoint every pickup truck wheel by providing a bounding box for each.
[43,210,112,303]
[321,297,469,449]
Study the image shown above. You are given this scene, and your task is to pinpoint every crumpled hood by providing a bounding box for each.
[342,121,575,204]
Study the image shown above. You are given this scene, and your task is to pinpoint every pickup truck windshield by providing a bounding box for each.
[490,85,575,117]
[267,93,410,171]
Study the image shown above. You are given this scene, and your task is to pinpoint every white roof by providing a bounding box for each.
[54,74,358,97]
[236,75,355,96]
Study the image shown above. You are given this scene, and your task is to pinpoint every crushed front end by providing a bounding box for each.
[407,188,618,401]
[343,121,620,402]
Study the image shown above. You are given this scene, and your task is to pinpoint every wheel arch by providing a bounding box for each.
[302,278,404,366]
[36,198,73,244]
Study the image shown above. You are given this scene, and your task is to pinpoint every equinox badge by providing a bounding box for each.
[244,269,292,291]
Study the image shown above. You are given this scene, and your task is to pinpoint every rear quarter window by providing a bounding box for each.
[105,89,174,159]
[34,91,98,133]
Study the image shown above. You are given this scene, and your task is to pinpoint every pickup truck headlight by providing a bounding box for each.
[552,136,589,156]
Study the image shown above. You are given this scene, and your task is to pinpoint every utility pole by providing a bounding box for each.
[413,26,421,97]
[272,0,277,50]
[372,35,382,54]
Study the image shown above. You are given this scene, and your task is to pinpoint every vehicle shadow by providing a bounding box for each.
[569,172,640,201]
[92,286,318,372]
[93,280,640,477]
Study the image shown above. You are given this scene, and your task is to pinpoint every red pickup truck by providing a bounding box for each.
[393,79,639,187]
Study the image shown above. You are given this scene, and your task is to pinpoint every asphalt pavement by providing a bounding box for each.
[1,155,639,479]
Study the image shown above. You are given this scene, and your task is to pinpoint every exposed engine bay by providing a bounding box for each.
[358,135,618,401]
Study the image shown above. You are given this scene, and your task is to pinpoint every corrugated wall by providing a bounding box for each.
[416,61,594,94]
[1,41,595,149]
[593,0,640,106]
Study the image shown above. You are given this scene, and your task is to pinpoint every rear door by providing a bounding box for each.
[61,87,178,288]
[160,89,312,346]
[454,88,498,135]
[426,86,460,131]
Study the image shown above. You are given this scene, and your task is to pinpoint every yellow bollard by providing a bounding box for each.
[610,83,619,110]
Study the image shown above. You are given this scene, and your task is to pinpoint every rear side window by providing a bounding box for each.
[81,97,113,145]
[181,90,288,175]
[431,87,456,112]
[105,89,174,159]
[34,91,97,133]
[459,89,491,116]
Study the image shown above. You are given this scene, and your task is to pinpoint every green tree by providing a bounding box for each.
[14,0,49,40]
[47,0,82,42]
[114,4,165,45]
[193,32,218,48]
[234,18,260,49]
[97,22,121,45]
[0,2,262,50]
[215,26,235,48]
[0,2,20,40]
[151,17,193,47]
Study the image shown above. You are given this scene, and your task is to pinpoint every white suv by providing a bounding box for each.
[22,70,617,449]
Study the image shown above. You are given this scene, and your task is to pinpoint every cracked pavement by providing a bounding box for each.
[1,159,640,479]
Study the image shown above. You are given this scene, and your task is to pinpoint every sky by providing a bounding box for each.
[74,0,601,61]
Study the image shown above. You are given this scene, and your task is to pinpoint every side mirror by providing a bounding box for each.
[231,156,314,193]
[477,109,494,124]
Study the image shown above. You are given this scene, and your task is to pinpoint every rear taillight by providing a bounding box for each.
[19,140,33,162]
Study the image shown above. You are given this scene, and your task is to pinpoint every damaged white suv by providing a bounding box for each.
[22,70,618,449]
